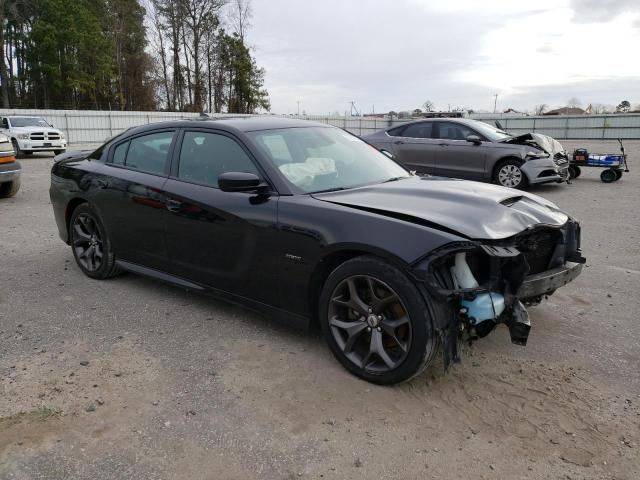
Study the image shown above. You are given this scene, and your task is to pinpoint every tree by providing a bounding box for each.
[228,0,251,40]
[567,97,582,108]
[616,100,631,113]
[592,103,609,114]
[422,100,434,112]
[534,104,547,115]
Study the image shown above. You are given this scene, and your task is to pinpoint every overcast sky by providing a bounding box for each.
[246,0,640,114]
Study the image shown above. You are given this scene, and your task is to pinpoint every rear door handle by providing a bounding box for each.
[166,199,182,212]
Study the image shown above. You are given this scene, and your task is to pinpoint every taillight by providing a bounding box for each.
[0,155,16,164]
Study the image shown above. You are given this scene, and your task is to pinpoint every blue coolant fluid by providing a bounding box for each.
[462,292,505,325]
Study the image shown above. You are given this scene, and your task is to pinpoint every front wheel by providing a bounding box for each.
[69,203,122,279]
[614,169,623,181]
[319,256,437,385]
[54,149,65,155]
[494,159,528,189]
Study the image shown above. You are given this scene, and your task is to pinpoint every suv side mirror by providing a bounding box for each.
[218,172,264,192]
[466,135,482,145]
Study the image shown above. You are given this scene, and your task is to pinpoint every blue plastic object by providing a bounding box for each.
[462,292,505,325]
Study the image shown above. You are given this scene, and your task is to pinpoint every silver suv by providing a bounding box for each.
[364,118,569,189]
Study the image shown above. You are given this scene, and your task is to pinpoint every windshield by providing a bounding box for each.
[10,117,50,128]
[249,127,410,193]
[467,120,511,141]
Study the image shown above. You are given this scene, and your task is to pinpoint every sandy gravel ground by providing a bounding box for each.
[1,140,639,479]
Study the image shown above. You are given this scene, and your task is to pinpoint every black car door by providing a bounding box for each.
[162,129,280,305]
[94,129,176,271]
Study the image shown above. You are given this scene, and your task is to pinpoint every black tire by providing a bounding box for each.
[54,149,65,155]
[494,158,528,189]
[573,166,582,178]
[568,166,581,180]
[319,255,438,385]
[69,203,122,279]
[22,151,33,155]
[11,139,22,158]
[614,169,623,181]
[0,178,20,198]
[600,169,616,183]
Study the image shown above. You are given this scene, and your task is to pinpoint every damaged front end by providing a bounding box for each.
[412,221,585,369]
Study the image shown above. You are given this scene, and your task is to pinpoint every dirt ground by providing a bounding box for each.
[1,140,639,479]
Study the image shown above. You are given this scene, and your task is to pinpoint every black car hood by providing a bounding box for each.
[312,176,568,240]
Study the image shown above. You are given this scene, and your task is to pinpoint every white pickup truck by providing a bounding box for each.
[1,116,67,157]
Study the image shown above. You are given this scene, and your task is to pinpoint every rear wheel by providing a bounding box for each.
[600,169,617,183]
[319,255,437,385]
[54,149,65,155]
[69,203,122,279]
[0,178,20,198]
[494,159,528,189]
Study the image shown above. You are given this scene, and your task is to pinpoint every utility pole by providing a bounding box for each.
[297,101,300,116]
[493,94,498,113]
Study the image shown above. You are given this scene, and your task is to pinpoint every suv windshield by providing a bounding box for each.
[10,117,50,128]
[250,127,409,194]
[466,120,511,141]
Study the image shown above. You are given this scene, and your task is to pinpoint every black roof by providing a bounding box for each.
[128,116,328,137]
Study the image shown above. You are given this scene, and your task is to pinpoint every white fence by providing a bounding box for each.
[0,109,638,146]
[470,113,640,140]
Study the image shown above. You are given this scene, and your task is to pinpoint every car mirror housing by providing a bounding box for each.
[218,172,264,192]
[466,135,482,145]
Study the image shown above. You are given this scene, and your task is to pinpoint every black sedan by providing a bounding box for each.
[50,118,584,384]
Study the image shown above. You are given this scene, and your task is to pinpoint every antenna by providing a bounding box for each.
[349,101,360,117]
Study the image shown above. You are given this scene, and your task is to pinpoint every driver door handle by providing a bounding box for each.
[166,199,182,213]
[394,140,404,145]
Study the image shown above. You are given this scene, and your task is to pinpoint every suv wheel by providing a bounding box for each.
[495,159,528,189]
[319,255,437,385]
[11,139,22,158]
[69,203,122,279]
[0,178,20,198]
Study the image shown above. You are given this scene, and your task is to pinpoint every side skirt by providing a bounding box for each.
[116,260,311,331]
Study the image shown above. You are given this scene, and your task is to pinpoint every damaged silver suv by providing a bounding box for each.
[364,118,569,189]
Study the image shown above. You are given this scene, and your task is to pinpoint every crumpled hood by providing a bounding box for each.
[500,132,565,157]
[312,176,568,240]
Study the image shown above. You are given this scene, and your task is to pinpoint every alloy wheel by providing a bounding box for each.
[72,214,104,272]
[328,275,412,373]
[498,164,523,188]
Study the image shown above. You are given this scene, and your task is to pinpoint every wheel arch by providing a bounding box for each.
[492,155,528,182]
[306,245,410,329]
[65,197,89,244]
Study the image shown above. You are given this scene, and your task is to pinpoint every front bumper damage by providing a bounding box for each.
[412,220,585,368]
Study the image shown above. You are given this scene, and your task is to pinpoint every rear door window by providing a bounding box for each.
[401,122,434,139]
[122,131,175,175]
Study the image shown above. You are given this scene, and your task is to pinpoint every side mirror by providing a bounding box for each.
[466,135,482,145]
[218,172,264,192]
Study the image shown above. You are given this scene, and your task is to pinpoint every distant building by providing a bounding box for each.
[543,107,586,116]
